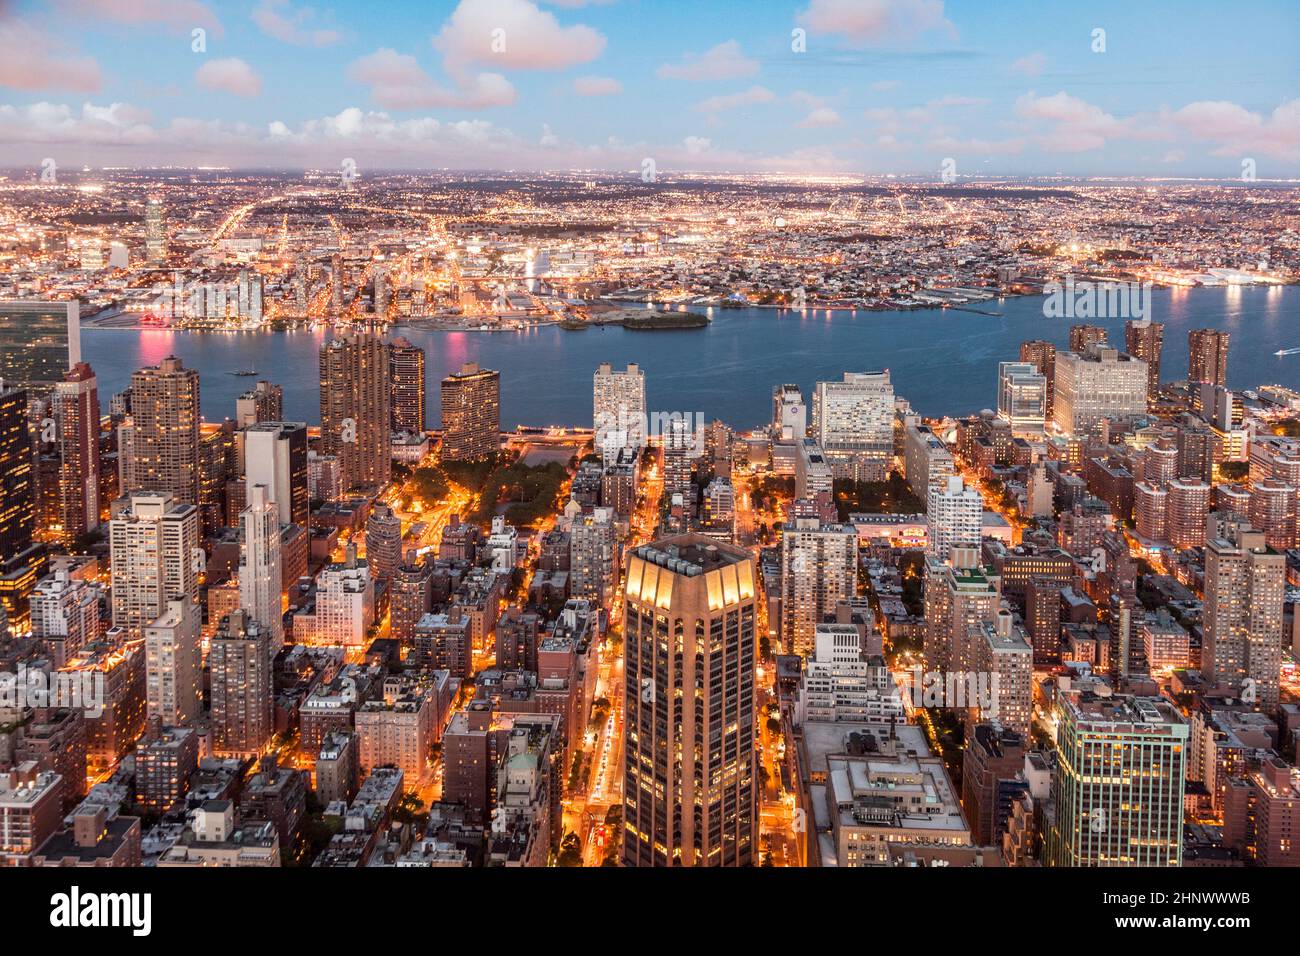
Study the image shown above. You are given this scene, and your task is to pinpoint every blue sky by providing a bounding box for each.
[0,0,1296,176]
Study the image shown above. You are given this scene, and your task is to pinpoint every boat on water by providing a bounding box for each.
[1275,348,1300,357]
[227,369,259,376]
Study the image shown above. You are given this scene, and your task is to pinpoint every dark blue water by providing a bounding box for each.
[84,286,1299,430]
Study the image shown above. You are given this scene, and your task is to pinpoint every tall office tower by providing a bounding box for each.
[440,362,500,462]
[902,423,955,500]
[389,338,425,433]
[143,597,201,726]
[389,551,432,646]
[569,507,617,609]
[54,363,100,543]
[121,356,201,505]
[772,384,807,440]
[1203,522,1285,711]
[234,380,282,427]
[622,535,757,867]
[996,361,1048,434]
[239,484,283,649]
[1068,324,1108,353]
[812,371,894,482]
[926,475,983,561]
[970,615,1033,738]
[1025,577,1063,664]
[1134,482,1168,545]
[0,384,35,563]
[1124,320,1164,405]
[961,723,1025,848]
[780,517,857,657]
[30,570,100,666]
[1188,328,1230,387]
[144,198,166,263]
[1248,478,1297,551]
[1140,439,1179,486]
[364,503,402,585]
[209,610,273,757]
[662,415,696,499]
[108,492,199,633]
[1166,478,1211,550]
[243,422,309,530]
[1052,348,1148,438]
[319,333,391,492]
[1019,339,1057,417]
[197,422,236,536]
[593,362,646,461]
[1045,692,1187,867]
[922,549,1001,675]
[373,267,390,317]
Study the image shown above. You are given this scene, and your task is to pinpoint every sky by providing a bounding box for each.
[0,0,1296,177]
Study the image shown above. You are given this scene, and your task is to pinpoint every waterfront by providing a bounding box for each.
[85,285,1300,430]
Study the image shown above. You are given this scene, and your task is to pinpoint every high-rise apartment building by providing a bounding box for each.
[144,198,166,262]
[622,535,757,866]
[365,503,402,586]
[997,361,1048,434]
[108,491,199,633]
[1202,521,1285,712]
[319,333,391,492]
[239,483,284,648]
[1045,692,1187,867]
[389,337,426,433]
[1248,478,1297,551]
[569,507,617,609]
[781,517,857,657]
[54,362,100,543]
[1052,348,1148,438]
[234,380,282,427]
[1166,477,1210,550]
[927,475,983,561]
[210,610,274,757]
[143,597,201,726]
[1068,324,1108,353]
[119,356,201,505]
[1019,339,1057,418]
[440,363,500,462]
[923,549,1001,675]
[1124,319,1164,404]
[1188,328,1229,387]
[812,371,895,482]
[243,421,309,529]
[903,422,955,500]
[593,362,646,461]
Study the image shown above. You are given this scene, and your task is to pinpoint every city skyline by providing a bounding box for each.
[0,0,1296,178]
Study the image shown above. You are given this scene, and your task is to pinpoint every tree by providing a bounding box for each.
[557,831,584,867]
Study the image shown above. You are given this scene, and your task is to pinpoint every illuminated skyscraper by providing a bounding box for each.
[143,597,201,727]
[389,337,425,433]
[239,483,284,648]
[593,362,646,462]
[811,371,894,482]
[1052,348,1147,439]
[144,199,166,263]
[1019,339,1057,418]
[0,384,35,564]
[440,362,500,462]
[1124,319,1164,405]
[1188,328,1229,387]
[209,610,273,757]
[120,356,201,505]
[235,380,282,427]
[996,361,1047,434]
[244,421,309,529]
[1045,692,1187,867]
[622,535,757,866]
[927,476,983,561]
[780,518,857,657]
[364,503,402,586]
[319,333,391,492]
[1068,324,1108,353]
[108,491,200,634]
[54,362,100,543]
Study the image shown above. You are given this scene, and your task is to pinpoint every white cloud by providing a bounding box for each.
[348,48,515,109]
[433,0,605,73]
[252,0,341,47]
[797,0,954,47]
[0,23,102,93]
[695,86,775,114]
[56,0,223,36]
[572,75,622,96]
[797,107,842,128]
[657,40,758,82]
[1009,52,1047,77]
[683,136,712,155]
[1169,99,1300,161]
[195,58,262,97]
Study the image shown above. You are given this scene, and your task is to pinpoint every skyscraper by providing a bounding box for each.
[0,384,35,563]
[143,597,201,727]
[812,371,894,482]
[239,483,284,649]
[772,384,806,440]
[1019,339,1057,418]
[923,548,1001,675]
[927,475,983,561]
[996,361,1048,434]
[593,362,646,461]
[1202,521,1285,712]
[364,503,402,586]
[1188,328,1229,387]
[569,507,617,609]
[319,333,391,492]
[144,198,166,263]
[780,517,857,657]
[243,421,309,529]
[1166,477,1210,550]
[234,380,282,427]
[389,338,426,433]
[440,363,500,462]
[1124,319,1164,405]
[108,491,200,634]
[120,356,201,505]
[209,610,273,757]
[622,535,757,866]
[1068,324,1108,353]
[1045,692,1187,867]
[1052,348,1148,438]
[54,362,100,543]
